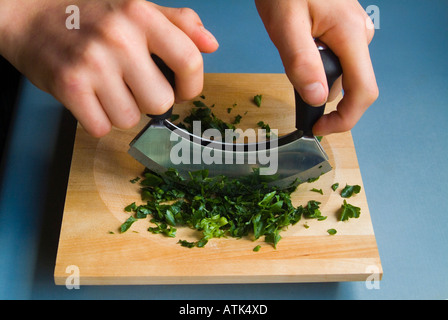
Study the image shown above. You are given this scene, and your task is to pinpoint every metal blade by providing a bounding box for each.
[128,120,331,189]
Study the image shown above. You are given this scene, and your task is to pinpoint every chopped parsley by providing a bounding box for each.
[121,168,339,249]
[341,184,361,198]
[129,176,141,184]
[254,94,262,107]
[120,216,138,233]
[339,200,361,221]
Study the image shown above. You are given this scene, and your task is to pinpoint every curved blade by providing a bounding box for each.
[128,120,331,189]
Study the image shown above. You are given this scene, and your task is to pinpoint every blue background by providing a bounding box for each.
[0,0,447,299]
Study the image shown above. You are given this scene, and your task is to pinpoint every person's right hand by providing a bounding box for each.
[0,0,219,137]
[255,0,379,136]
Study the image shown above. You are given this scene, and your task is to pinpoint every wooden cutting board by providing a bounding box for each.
[54,74,382,285]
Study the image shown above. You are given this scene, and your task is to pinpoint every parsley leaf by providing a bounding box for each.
[341,184,361,198]
[339,200,361,221]
[254,94,262,107]
[311,188,323,195]
[120,216,138,233]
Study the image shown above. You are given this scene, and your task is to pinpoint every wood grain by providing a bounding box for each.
[54,74,382,285]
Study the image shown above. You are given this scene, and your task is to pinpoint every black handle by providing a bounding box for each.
[147,54,175,120]
[295,42,342,136]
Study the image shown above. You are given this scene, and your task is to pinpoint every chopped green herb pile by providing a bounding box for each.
[176,100,235,136]
[121,168,339,249]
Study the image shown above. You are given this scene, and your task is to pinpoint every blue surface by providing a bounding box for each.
[0,0,447,300]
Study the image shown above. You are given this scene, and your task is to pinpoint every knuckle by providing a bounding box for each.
[117,107,141,129]
[179,46,203,75]
[81,42,108,72]
[358,79,379,105]
[122,0,146,16]
[150,95,175,115]
[122,0,159,25]
[366,25,375,43]
[286,50,320,75]
[96,16,132,53]
[54,67,87,98]
[89,121,112,138]
[338,115,356,133]
[366,83,379,104]
[177,7,200,22]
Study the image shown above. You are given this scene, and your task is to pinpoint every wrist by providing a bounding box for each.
[0,0,39,63]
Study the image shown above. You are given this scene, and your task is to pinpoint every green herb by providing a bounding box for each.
[232,114,242,125]
[124,202,137,212]
[257,121,272,138]
[227,107,232,114]
[129,177,141,184]
[178,239,196,248]
[254,94,262,107]
[177,101,235,136]
[200,95,206,99]
[169,114,180,122]
[311,188,323,195]
[307,176,320,183]
[124,168,308,249]
[148,220,177,237]
[331,183,339,191]
[316,136,323,142]
[341,184,361,198]
[253,245,261,252]
[299,200,327,221]
[339,200,361,221]
[120,216,138,233]
[192,100,209,108]
[327,228,337,235]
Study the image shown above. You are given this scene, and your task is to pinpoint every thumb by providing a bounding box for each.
[153,5,219,54]
[281,35,328,107]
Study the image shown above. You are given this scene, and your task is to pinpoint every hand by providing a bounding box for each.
[255,0,379,135]
[0,0,219,137]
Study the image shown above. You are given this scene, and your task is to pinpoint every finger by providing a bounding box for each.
[65,89,112,138]
[314,30,379,135]
[328,76,342,102]
[143,10,205,102]
[122,43,176,115]
[255,0,328,106]
[94,73,141,130]
[152,5,219,54]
